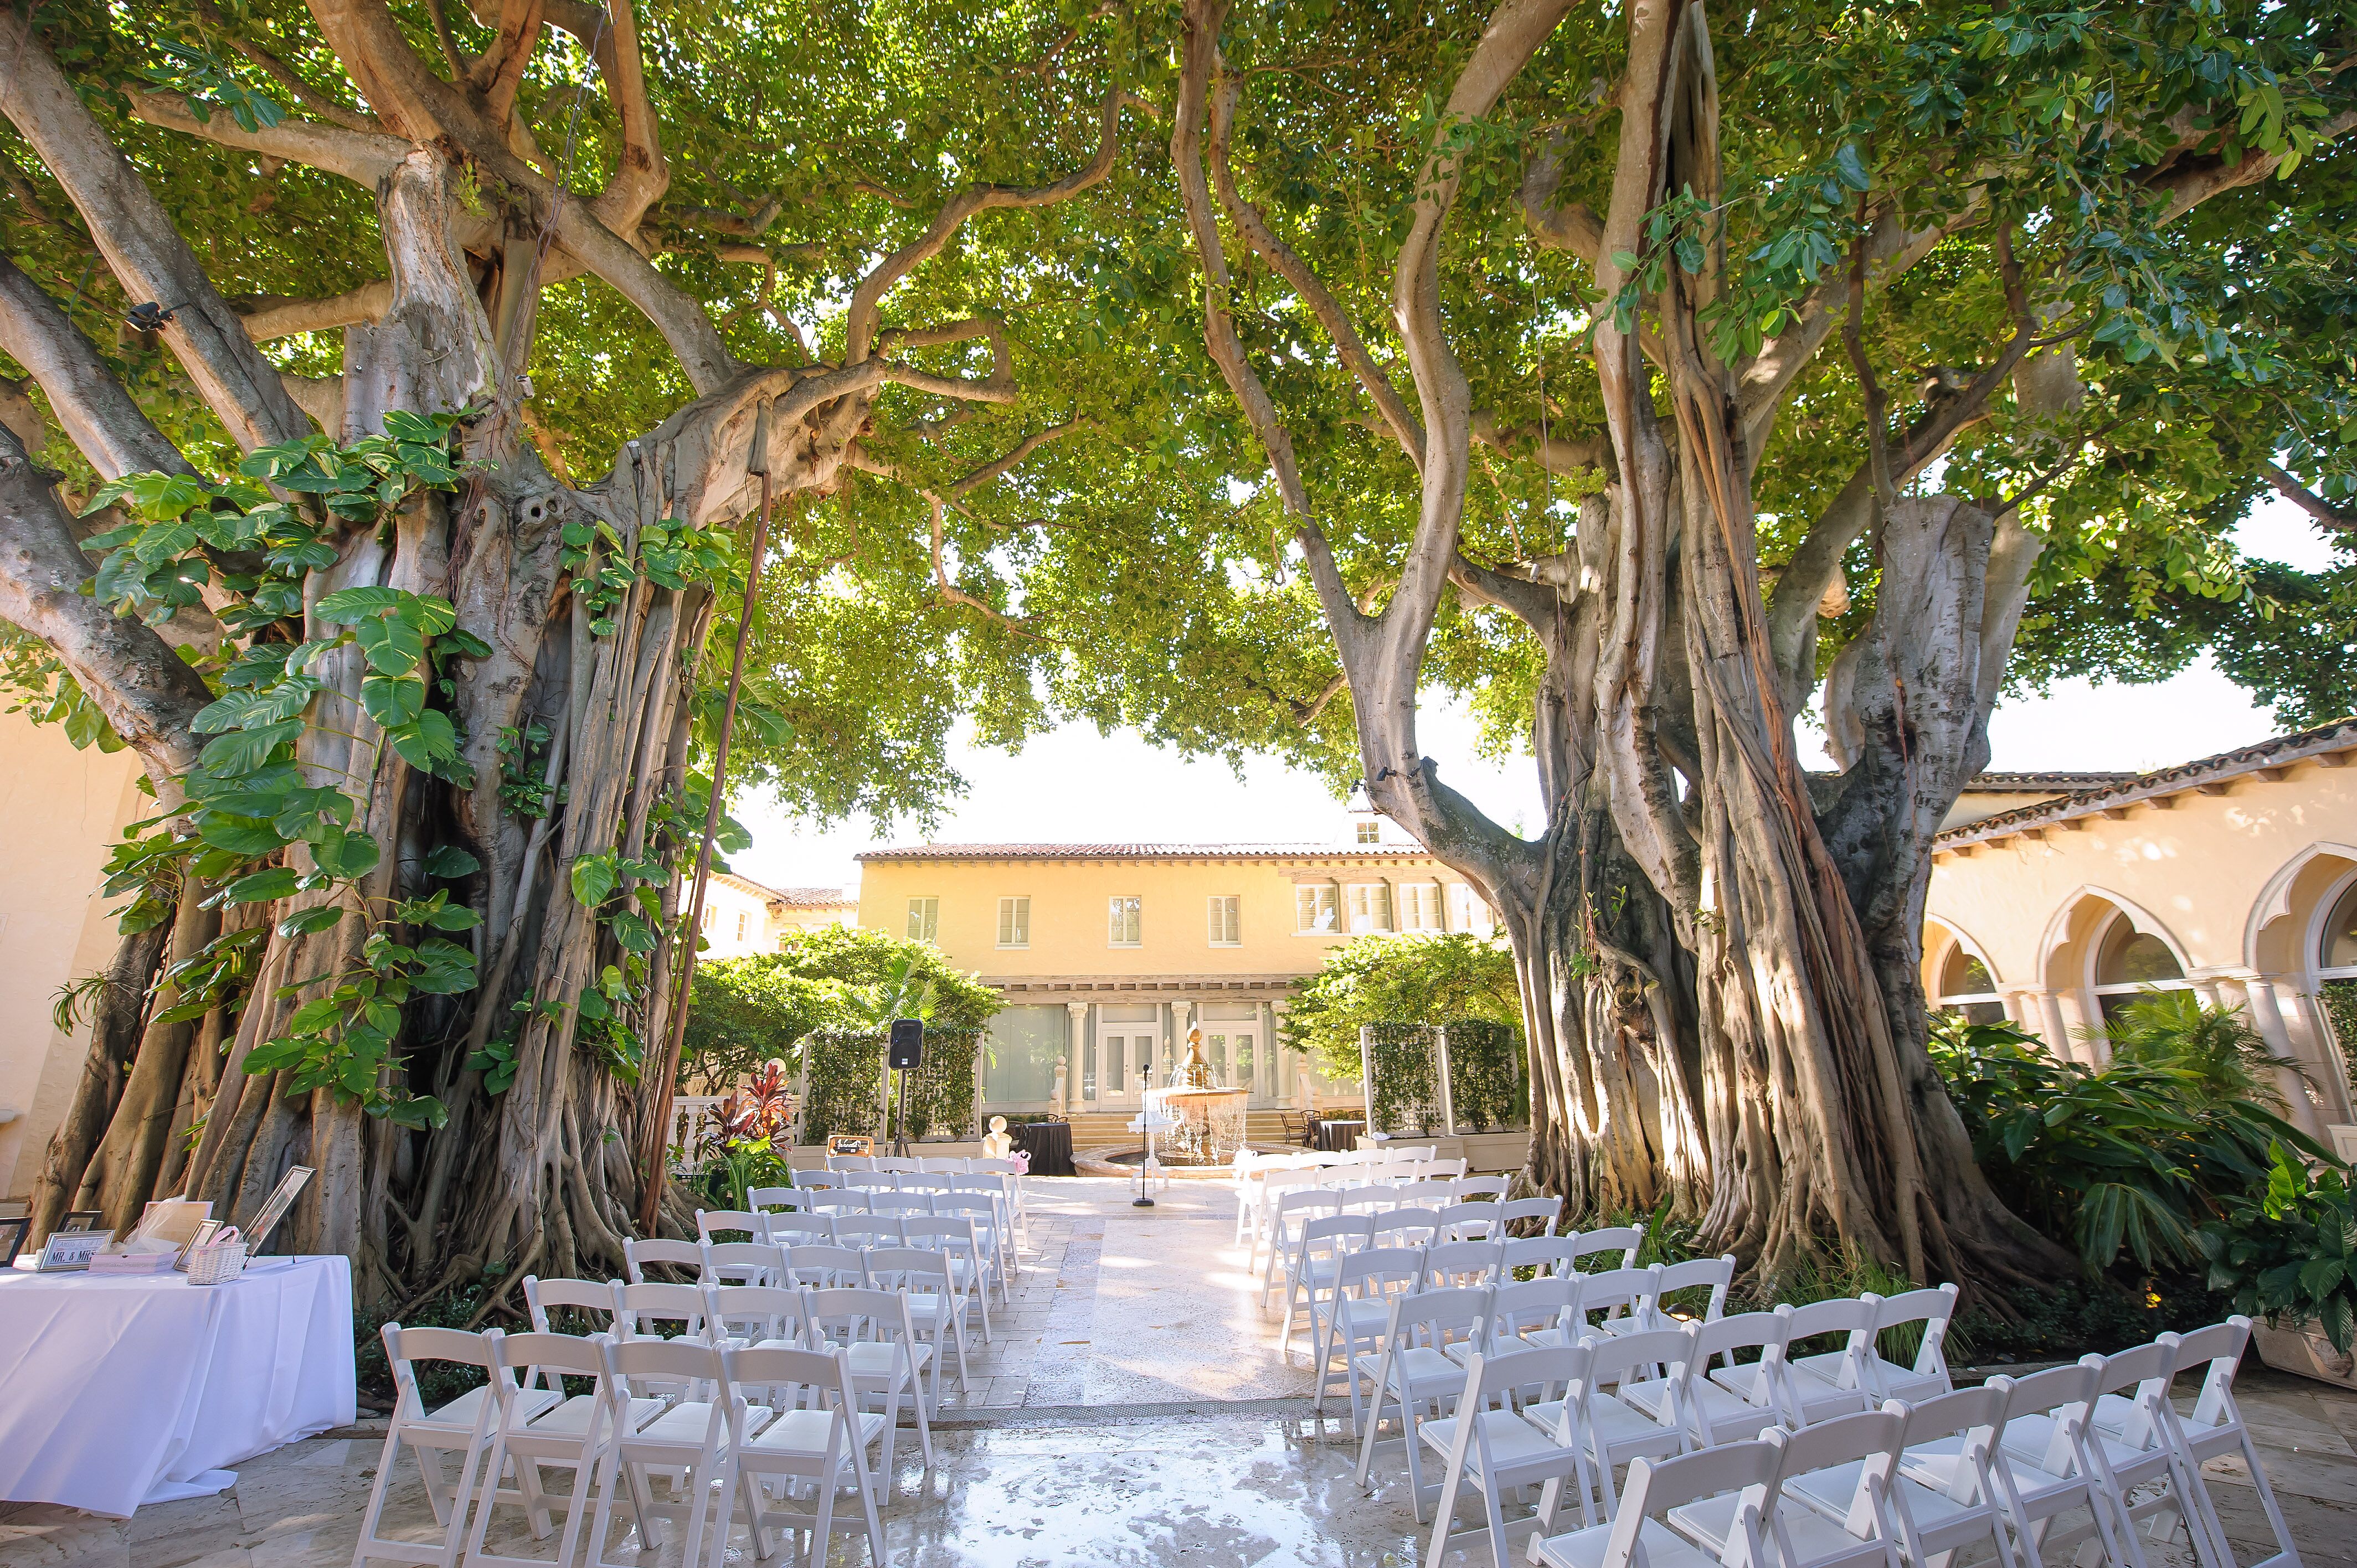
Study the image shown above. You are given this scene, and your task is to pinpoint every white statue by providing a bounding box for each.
[980,1114,1015,1161]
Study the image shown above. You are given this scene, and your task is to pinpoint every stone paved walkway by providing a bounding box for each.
[3,1179,2352,1566]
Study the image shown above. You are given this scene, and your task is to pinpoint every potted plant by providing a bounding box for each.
[2198,1143,2357,1389]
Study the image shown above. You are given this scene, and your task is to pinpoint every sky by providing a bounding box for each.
[732,497,2343,894]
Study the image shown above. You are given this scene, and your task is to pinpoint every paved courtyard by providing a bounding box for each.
[2,1179,2353,1566]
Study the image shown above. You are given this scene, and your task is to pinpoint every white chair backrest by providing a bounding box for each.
[700,1240,785,1287]
[1651,1254,1736,1325]
[788,1243,870,1289]
[871,1192,935,1214]
[1381,1282,1493,1360]
[492,1329,607,1416]
[830,1215,906,1247]
[613,1279,713,1339]
[1421,1238,1505,1290]
[1870,1282,1959,1383]
[624,1236,704,1283]
[765,1214,837,1246]
[2089,1338,2178,1448]
[1438,1199,1501,1241]
[1573,1264,1658,1330]
[1395,1179,1456,1209]
[602,1334,723,1402]
[864,1245,955,1298]
[791,1168,844,1188]
[2178,1317,2254,1433]
[971,1157,1023,1177]
[1499,1195,1562,1234]
[1455,1175,1510,1203]
[831,1156,877,1172]
[1584,1323,1694,1393]
[702,1283,806,1344]
[1336,1244,1423,1302]
[919,1157,969,1174]
[1567,1224,1644,1270]
[1425,1157,1469,1179]
[1372,1206,1440,1247]
[1774,1406,1904,1540]
[382,1323,500,1422]
[1988,1359,2100,1476]
[523,1274,617,1334]
[1783,1293,1879,1370]
[1339,1183,1398,1212]
[1486,1275,1580,1352]
[871,1156,919,1173]
[1604,1438,1783,1568]
[746,1185,805,1211]
[1502,1235,1579,1277]
[812,1191,869,1213]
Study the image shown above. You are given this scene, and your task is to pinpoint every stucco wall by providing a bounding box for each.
[0,711,147,1200]
[1925,752,2357,1128]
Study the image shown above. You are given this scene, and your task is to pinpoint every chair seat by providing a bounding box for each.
[1905,1437,2084,1513]
[747,1407,888,1457]
[1536,1516,1717,1568]
[524,1393,664,1437]
[1354,1344,1465,1396]
[845,1342,935,1381]
[1787,1458,1988,1539]
[1418,1409,1572,1478]
[1327,1299,1396,1335]
[1625,1373,1773,1440]
[1523,1392,1679,1457]
[425,1385,559,1432]
[633,1400,753,1446]
[2003,1412,2166,1473]
[1876,1366,1949,1404]
[1674,1488,1877,1568]
[1774,1361,1874,1422]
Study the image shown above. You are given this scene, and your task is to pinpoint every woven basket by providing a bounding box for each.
[186,1241,248,1285]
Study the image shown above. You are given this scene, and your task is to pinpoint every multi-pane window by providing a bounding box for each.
[1346,882,1393,934]
[907,896,939,943]
[1108,895,1143,946]
[735,910,750,942]
[1296,883,1339,933]
[1399,883,1443,931]
[1356,820,1382,844]
[701,906,716,932]
[1207,895,1241,946]
[1448,882,1493,934]
[997,895,1031,948]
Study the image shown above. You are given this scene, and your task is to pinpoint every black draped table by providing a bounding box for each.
[1011,1119,1075,1176]
[1311,1117,1366,1153]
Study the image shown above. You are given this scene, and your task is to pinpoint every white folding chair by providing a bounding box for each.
[2039,1339,2202,1568]
[787,1243,871,1290]
[790,1167,845,1188]
[870,1155,919,1174]
[623,1236,705,1283]
[1567,1223,1645,1271]
[1259,1186,1339,1306]
[2149,1319,2299,1568]
[1799,1387,2015,1568]
[721,1344,887,1567]
[764,1213,837,1248]
[831,1214,907,1250]
[1504,1236,1582,1279]
[700,1240,785,1288]
[702,1282,810,1353]
[936,1194,1011,1304]
[1395,1179,1459,1213]
[813,1191,870,1215]
[1930,1360,2127,1568]
[1314,1246,1424,1432]
[523,1276,619,1341]
[1427,1157,1470,1180]
[1626,1254,1735,1332]
[831,1155,878,1173]
[1686,1408,1907,1568]
[970,1156,1030,1241]
[1766,1296,1881,1423]
[1421,1346,1587,1568]
[1420,1239,1505,1291]
[1455,1175,1511,1204]
[1500,1194,1563,1236]
[745,1184,804,1213]
[867,1244,976,1394]
[1570,1264,1659,1339]
[903,1214,995,1341]
[696,1208,767,1243]
[1439,1200,1505,1242]
[1455,1273,1581,1364]
[1625,1309,1793,1445]
[1860,1283,1959,1403]
[1533,1433,1783,1568]
[951,1174,1020,1276]
[804,1285,936,1474]
[1354,1285,1495,1518]
[1527,1325,1696,1526]
[1277,1211,1373,1358]
[1341,1182,1403,1216]
[586,1338,743,1568]
[467,1331,658,1568]
[1374,1206,1443,1250]
[356,1325,552,1568]
[1252,1168,1324,1266]
[918,1155,970,1174]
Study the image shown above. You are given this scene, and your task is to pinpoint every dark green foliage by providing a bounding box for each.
[1931,1007,2333,1273]
[799,1028,888,1146]
[1284,933,1522,1084]
[1443,1019,1526,1133]
[1364,1023,1443,1137]
[2200,1144,2357,1352]
[892,1032,981,1143]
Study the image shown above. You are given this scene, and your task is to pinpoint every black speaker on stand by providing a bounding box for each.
[888,1019,923,1159]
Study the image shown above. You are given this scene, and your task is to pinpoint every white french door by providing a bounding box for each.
[1096,1029,1159,1110]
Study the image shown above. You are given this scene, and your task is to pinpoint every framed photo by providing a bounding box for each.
[59,1210,106,1235]
[37,1229,106,1272]
[0,1216,29,1268]
[244,1165,314,1255]
[175,1219,226,1270]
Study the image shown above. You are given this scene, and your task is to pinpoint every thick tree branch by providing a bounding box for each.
[130,91,408,187]
[1517,132,1604,262]
[2262,461,2357,534]
[233,282,397,341]
[0,430,212,797]
[2149,110,2357,222]
[583,0,670,239]
[843,90,1124,365]
[0,255,195,480]
[1472,408,1609,481]
[1207,71,1424,468]
[947,419,1088,495]
[0,16,310,451]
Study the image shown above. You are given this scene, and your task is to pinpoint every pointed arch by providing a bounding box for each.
[2037,885,2193,989]
[2245,842,2357,970]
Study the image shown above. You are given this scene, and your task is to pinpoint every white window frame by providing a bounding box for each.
[1345,881,1393,935]
[2087,908,2190,1017]
[1207,894,1241,947]
[735,909,750,942]
[1398,882,1443,932]
[1355,820,1381,844]
[1108,895,1143,947]
[907,896,939,943]
[997,895,1030,949]
[1296,882,1339,934]
[1932,933,2004,1022]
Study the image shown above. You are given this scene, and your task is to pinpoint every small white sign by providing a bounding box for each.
[36,1230,106,1272]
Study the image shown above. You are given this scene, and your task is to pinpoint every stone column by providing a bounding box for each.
[2032,990,2072,1061]
[1064,1001,1088,1111]
[2286,986,2357,1123]
[2242,977,2327,1135]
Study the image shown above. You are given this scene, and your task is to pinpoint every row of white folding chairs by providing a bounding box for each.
[1232,1153,1475,1245]
[1248,1175,1522,1272]
[1478,1317,2296,1568]
[692,1199,1015,1304]
[802,1154,1028,1226]
[768,1182,1025,1276]
[1267,1204,1603,1339]
[775,1167,1027,1251]
[356,1317,928,1568]
[637,1218,1008,1321]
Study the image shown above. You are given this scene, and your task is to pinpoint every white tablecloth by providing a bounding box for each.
[0,1254,357,1515]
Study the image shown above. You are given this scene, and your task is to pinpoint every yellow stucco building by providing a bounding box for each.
[1926,720,2357,1151]
[852,831,1499,1124]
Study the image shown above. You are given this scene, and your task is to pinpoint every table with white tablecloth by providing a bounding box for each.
[0,1254,357,1516]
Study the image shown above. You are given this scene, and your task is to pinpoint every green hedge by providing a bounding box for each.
[800,1028,886,1144]
[891,1030,981,1141]
[1443,1018,1526,1131]
[2322,978,2357,1102]
[1366,1022,1443,1135]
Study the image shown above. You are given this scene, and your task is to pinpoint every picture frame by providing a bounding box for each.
[175,1219,225,1270]
[244,1165,314,1255]
[59,1210,106,1235]
[0,1216,29,1268]
[36,1229,106,1272]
